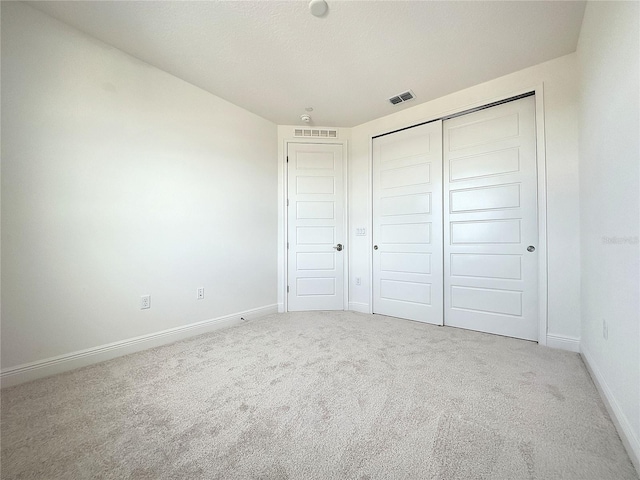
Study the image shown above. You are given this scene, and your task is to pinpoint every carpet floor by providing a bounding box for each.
[1,311,637,479]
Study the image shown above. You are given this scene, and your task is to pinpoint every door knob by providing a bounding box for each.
[333,243,343,251]
[527,245,536,252]
[373,245,378,250]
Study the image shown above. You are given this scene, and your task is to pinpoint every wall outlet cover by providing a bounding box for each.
[141,295,151,310]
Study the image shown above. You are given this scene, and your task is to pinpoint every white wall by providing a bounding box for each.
[348,54,581,344]
[577,1,640,469]
[1,3,278,372]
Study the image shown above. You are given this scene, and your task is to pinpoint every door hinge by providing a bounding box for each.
[286,199,289,207]
[286,156,289,163]
[287,242,289,249]
[287,286,290,293]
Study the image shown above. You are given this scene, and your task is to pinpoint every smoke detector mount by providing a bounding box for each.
[309,0,328,17]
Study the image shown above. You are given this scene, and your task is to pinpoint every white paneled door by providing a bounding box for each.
[287,143,344,311]
[372,121,444,324]
[443,96,538,340]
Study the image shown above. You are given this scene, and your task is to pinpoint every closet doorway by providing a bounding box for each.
[372,95,539,341]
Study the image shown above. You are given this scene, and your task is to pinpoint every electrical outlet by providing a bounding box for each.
[602,319,608,340]
[356,227,366,236]
[140,295,151,310]
[355,277,361,286]
[197,287,204,300]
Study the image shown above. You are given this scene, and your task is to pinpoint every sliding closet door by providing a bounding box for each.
[372,121,443,324]
[443,96,538,340]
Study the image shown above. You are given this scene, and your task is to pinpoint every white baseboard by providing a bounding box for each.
[546,334,580,352]
[581,345,640,475]
[1,304,278,389]
[348,302,370,314]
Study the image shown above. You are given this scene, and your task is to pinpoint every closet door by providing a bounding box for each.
[372,121,443,324]
[443,96,538,340]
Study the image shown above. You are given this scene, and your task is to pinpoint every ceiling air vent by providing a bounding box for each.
[294,128,338,139]
[388,90,416,106]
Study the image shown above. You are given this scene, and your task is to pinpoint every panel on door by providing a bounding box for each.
[288,143,344,311]
[372,121,443,324]
[443,95,538,340]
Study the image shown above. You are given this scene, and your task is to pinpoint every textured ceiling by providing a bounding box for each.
[28,1,586,127]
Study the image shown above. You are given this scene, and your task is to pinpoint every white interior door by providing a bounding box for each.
[287,143,344,311]
[443,95,538,340]
[372,121,443,324]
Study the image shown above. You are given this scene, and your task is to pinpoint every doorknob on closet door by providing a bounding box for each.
[527,245,536,252]
[373,245,378,250]
[333,243,343,251]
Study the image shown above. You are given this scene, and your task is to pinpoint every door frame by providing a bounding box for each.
[279,137,349,313]
[368,85,549,345]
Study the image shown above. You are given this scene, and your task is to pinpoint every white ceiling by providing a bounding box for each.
[28,1,586,127]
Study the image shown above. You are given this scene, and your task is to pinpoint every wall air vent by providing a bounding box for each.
[294,128,338,139]
[388,90,416,106]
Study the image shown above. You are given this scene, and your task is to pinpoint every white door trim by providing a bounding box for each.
[280,138,349,313]
[368,84,549,345]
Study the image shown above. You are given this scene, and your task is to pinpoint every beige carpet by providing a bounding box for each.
[1,311,637,479]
